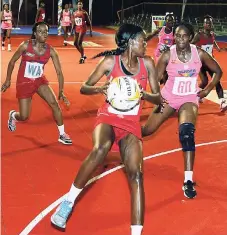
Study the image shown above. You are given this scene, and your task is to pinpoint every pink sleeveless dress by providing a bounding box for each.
[154,26,174,61]
[1,10,12,29]
[161,44,202,111]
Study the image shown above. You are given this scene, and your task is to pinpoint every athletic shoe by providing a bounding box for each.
[2,46,5,51]
[79,57,85,64]
[58,133,72,145]
[79,55,87,64]
[51,200,73,229]
[8,110,16,132]
[220,99,227,112]
[182,180,197,199]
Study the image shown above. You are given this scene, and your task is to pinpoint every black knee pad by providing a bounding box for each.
[179,123,195,152]
[7,36,10,39]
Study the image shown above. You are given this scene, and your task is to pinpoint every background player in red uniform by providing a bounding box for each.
[35,2,45,23]
[72,1,92,64]
[51,23,162,235]
[1,22,72,145]
[191,15,227,111]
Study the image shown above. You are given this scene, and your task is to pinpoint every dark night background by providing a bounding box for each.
[2,0,227,26]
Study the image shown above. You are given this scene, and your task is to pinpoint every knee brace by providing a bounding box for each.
[7,36,11,39]
[179,123,195,152]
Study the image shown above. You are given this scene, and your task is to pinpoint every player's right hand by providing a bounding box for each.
[1,80,11,92]
[99,81,110,96]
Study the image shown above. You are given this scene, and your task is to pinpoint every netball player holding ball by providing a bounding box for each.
[51,23,162,235]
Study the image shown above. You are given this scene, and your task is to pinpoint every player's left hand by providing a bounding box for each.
[1,80,11,92]
[197,89,209,99]
[58,92,70,106]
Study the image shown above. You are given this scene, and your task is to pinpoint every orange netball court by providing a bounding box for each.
[1,25,227,235]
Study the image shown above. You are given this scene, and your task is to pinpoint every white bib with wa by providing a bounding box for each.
[201,44,213,56]
[172,77,197,96]
[24,62,44,79]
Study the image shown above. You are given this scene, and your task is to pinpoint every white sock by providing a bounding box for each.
[66,184,83,205]
[57,124,65,135]
[64,40,66,43]
[184,171,193,182]
[131,225,143,235]
[219,98,226,103]
[8,44,11,50]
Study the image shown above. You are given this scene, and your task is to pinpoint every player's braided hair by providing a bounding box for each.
[165,13,175,21]
[173,22,195,39]
[92,23,144,59]
[204,15,213,21]
[31,21,49,39]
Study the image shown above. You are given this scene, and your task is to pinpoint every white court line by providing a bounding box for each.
[19,139,227,235]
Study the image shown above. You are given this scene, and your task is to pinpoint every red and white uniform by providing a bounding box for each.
[36,8,45,23]
[16,40,50,99]
[95,55,148,148]
[73,10,87,33]
[196,31,215,56]
[1,10,12,29]
[161,44,202,111]
[155,26,174,61]
[61,9,71,27]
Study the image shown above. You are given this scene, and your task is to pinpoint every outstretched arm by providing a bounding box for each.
[142,56,162,105]
[1,41,28,92]
[50,46,66,99]
[197,48,222,97]
[80,56,114,95]
[85,12,92,36]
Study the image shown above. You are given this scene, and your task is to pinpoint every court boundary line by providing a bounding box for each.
[18,139,227,235]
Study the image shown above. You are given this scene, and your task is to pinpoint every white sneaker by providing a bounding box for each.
[2,46,5,51]
[51,200,73,229]
[58,133,72,145]
[220,99,227,112]
[8,110,16,131]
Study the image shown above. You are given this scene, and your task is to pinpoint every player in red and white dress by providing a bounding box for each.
[59,4,72,46]
[51,23,162,235]
[72,1,92,64]
[1,22,72,145]
[35,2,45,23]
[1,3,13,51]
[191,15,227,111]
